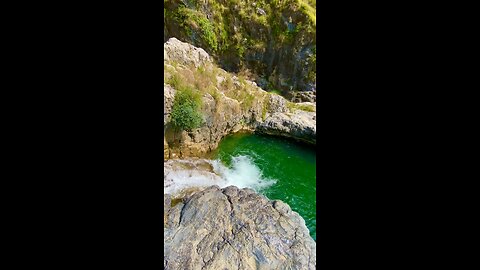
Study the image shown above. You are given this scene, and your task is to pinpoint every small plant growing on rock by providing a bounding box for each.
[286,101,315,113]
[170,86,204,131]
[167,73,181,89]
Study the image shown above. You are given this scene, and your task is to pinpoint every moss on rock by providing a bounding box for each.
[164,0,316,95]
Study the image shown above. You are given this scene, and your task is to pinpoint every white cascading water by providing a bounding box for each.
[164,155,276,195]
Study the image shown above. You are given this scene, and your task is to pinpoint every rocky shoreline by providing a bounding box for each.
[163,38,317,269]
[164,38,316,160]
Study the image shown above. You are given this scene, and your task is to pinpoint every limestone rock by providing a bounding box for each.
[257,110,316,145]
[287,91,317,103]
[164,84,176,160]
[164,158,223,195]
[164,1,316,93]
[164,48,169,62]
[267,93,288,114]
[164,137,170,160]
[164,186,316,270]
[164,37,212,68]
[164,84,175,126]
[163,39,316,159]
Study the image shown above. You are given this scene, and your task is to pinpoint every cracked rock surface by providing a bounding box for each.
[164,186,316,270]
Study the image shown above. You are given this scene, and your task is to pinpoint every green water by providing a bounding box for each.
[212,132,317,241]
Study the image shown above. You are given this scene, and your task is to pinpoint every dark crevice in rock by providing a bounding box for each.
[178,201,188,226]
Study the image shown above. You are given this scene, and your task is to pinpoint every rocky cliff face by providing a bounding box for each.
[163,5,318,265]
[164,0,316,96]
[164,185,316,270]
[164,38,316,159]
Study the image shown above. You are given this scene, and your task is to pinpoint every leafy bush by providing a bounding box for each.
[170,86,203,131]
[175,7,218,52]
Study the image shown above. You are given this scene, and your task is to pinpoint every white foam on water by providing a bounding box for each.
[164,155,276,195]
[211,155,276,190]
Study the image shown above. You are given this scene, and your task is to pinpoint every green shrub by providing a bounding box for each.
[164,0,316,94]
[269,89,282,95]
[286,101,315,112]
[296,103,315,112]
[170,86,203,131]
[175,7,218,52]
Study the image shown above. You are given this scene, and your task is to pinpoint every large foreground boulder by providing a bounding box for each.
[164,186,316,270]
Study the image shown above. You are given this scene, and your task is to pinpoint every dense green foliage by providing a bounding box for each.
[170,85,203,131]
[164,0,316,94]
[165,0,315,55]
[174,7,219,51]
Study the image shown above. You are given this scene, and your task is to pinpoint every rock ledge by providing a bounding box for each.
[164,186,316,270]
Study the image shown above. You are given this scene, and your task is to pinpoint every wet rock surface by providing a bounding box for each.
[164,159,223,195]
[164,186,316,270]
